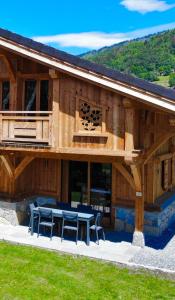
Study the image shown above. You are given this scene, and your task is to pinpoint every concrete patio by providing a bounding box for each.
[1,223,175,275]
[0,224,140,264]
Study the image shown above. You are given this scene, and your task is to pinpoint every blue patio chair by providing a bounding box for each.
[90,212,105,245]
[61,211,79,244]
[37,208,55,240]
[35,197,57,207]
[57,202,71,210]
[28,203,38,233]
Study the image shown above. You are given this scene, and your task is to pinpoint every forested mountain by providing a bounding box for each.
[81,29,175,87]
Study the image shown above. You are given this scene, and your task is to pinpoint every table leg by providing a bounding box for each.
[31,210,34,236]
[86,220,90,246]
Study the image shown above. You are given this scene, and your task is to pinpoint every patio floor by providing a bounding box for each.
[0,224,140,264]
[1,223,175,273]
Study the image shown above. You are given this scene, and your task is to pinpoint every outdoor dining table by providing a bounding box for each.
[31,207,95,246]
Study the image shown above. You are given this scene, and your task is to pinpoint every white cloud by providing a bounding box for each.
[33,22,175,50]
[120,0,175,14]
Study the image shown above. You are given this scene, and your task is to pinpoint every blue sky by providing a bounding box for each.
[0,0,175,54]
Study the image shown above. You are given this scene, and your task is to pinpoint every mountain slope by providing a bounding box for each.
[82,29,175,87]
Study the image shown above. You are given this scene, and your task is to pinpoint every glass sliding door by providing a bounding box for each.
[68,161,112,219]
[69,161,88,207]
[90,163,112,216]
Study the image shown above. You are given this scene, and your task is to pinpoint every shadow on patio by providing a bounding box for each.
[104,221,175,250]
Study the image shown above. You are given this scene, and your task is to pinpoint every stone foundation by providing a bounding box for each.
[0,197,35,225]
[0,195,58,226]
[114,192,175,237]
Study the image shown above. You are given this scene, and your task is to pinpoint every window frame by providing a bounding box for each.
[22,78,51,111]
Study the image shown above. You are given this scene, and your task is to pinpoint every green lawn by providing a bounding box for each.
[0,242,175,300]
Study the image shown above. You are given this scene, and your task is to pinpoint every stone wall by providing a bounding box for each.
[0,195,58,226]
[0,197,35,225]
[115,193,175,237]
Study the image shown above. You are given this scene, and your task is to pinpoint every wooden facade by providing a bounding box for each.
[0,30,175,245]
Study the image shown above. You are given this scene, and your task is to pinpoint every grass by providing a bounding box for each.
[0,242,175,300]
[154,75,170,88]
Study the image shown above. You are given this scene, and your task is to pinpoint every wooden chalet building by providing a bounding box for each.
[0,28,175,247]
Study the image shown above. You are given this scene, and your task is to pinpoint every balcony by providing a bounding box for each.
[0,111,53,147]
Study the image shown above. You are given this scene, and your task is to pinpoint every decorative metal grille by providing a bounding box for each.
[80,101,102,131]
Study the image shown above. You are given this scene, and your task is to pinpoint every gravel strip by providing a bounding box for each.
[130,234,175,271]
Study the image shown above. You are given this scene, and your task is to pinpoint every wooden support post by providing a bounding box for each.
[123,98,135,163]
[123,98,145,246]
[131,164,145,247]
[52,77,60,149]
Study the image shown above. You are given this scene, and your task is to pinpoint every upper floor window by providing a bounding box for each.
[0,81,10,111]
[24,80,36,111]
[24,79,49,111]
[40,80,49,111]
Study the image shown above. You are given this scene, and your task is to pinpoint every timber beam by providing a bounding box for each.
[0,155,14,178]
[142,131,175,165]
[0,155,35,180]
[14,156,35,180]
[0,54,16,82]
[113,162,135,190]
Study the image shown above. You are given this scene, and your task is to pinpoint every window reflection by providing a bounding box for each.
[25,80,36,111]
[2,81,10,110]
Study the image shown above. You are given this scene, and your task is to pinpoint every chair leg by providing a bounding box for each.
[37,223,40,238]
[96,229,99,245]
[50,226,53,240]
[28,216,31,232]
[76,229,78,245]
[57,220,61,236]
[61,226,64,242]
[102,229,105,241]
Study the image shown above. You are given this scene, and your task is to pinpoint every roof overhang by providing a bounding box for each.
[0,36,175,113]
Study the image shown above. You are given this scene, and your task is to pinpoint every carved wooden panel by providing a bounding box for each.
[79,100,102,131]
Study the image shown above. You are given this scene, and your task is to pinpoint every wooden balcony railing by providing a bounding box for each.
[0,111,53,146]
